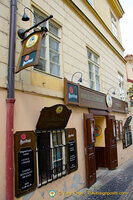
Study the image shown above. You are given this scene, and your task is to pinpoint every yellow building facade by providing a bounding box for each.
[0,0,133,199]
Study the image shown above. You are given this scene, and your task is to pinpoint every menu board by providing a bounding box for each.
[14,131,37,197]
[18,147,34,191]
[68,140,77,170]
[65,128,78,173]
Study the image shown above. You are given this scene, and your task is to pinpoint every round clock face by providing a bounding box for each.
[26,34,39,48]
[106,94,112,108]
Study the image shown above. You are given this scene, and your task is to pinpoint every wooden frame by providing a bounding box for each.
[14,131,37,197]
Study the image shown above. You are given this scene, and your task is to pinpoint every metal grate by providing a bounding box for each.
[36,129,68,187]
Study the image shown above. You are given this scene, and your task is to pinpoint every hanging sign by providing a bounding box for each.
[36,104,72,130]
[14,131,37,197]
[16,30,46,73]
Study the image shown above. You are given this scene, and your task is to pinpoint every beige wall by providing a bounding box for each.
[0,0,127,100]
[13,91,88,200]
[0,0,130,199]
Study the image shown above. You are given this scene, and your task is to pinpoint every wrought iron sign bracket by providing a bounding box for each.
[18,15,53,40]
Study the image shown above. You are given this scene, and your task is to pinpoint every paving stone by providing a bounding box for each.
[64,158,133,200]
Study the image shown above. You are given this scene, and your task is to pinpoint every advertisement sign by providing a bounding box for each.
[65,128,78,174]
[16,30,46,73]
[14,131,37,197]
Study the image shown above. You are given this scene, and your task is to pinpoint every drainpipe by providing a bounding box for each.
[6,0,17,199]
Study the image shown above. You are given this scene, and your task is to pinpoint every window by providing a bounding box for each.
[118,73,125,100]
[36,130,67,187]
[87,0,93,7]
[130,96,133,107]
[33,9,62,77]
[87,49,100,91]
[111,13,118,38]
[123,127,132,148]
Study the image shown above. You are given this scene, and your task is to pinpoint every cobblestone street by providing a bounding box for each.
[64,158,133,200]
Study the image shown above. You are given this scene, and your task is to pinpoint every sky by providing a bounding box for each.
[119,0,133,55]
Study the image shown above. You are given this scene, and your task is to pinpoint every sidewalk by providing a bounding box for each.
[64,158,133,200]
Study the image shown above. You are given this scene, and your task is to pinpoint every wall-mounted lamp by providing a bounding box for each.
[71,72,83,83]
[21,7,37,24]
[18,7,53,40]
[107,87,116,95]
[127,91,133,95]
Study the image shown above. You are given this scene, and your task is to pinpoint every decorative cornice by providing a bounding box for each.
[108,0,124,18]
[83,0,124,50]
[65,0,126,64]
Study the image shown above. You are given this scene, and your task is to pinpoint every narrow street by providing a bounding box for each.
[65,158,133,200]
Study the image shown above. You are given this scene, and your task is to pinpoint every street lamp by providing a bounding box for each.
[107,87,116,95]
[18,7,53,39]
[21,7,37,24]
[71,72,83,83]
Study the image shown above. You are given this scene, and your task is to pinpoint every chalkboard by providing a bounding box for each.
[18,147,34,191]
[65,128,78,173]
[14,131,37,197]
[68,140,77,170]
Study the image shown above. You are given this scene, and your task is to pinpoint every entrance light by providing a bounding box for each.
[71,72,83,83]
[107,87,116,95]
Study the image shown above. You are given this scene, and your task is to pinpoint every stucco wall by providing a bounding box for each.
[0,0,127,100]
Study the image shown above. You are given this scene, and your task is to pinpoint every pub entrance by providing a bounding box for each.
[84,112,118,188]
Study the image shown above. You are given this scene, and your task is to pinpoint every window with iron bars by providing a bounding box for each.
[36,129,67,187]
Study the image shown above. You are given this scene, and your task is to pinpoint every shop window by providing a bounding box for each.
[111,13,118,38]
[33,9,62,77]
[118,72,125,100]
[36,130,67,187]
[87,49,100,91]
[123,126,132,148]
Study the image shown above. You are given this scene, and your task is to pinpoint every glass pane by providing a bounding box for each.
[49,22,58,36]
[40,47,46,58]
[87,0,93,6]
[53,148,62,161]
[94,55,98,63]
[53,160,62,175]
[90,80,94,89]
[50,63,60,76]
[113,122,116,137]
[49,38,59,52]
[57,133,62,146]
[91,121,95,142]
[35,59,46,71]
[50,50,59,64]
[87,51,92,59]
[95,66,99,74]
[53,133,57,146]
[35,14,47,28]
[41,37,45,45]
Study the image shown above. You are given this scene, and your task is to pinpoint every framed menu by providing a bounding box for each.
[14,131,37,197]
[65,128,78,173]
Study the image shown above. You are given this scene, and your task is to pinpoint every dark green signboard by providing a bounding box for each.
[67,83,79,103]
[19,51,37,71]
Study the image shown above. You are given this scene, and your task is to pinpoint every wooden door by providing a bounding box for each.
[105,115,118,170]
[84,113,96,187]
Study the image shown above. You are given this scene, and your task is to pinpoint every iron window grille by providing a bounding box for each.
[36,129,68,187]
